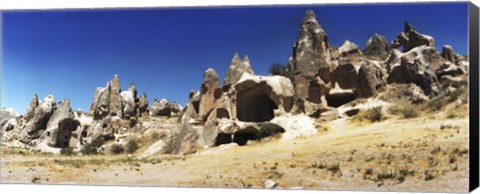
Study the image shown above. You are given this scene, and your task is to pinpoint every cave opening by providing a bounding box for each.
[326,92,358,107]
[307,81,321,104]
[236,85,277,122]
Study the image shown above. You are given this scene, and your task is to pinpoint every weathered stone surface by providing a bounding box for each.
[234,74,294,121]
[364,33,390,60]
[25,94,39,120]
[20,95,56,144]
[388,46,442,94]
[197,68,223,122]
[44,99,79,148]
[358,60,387,97]
[150,99,170,116]
[288,10,334,104]
[138,93,149,117]
[338,40,365,68]
[121,84,139,118]
[109,75,123,117]
[1,108,19,132]
[223,53,255,91]
[391,22,435,52]
[441,45,456,64]
[168,102,183,117]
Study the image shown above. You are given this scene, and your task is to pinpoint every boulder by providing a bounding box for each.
[223,53,255,91]
[150,99,170,116]
[89,75,125,120]
[109,75,123,117]
[168,102,183,117]
[391,22,435,52]
[364,33,390,60]
[358,60,387,97]
[44,99,79,148]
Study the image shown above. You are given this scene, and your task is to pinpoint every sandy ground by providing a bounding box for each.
[0,105,470,192]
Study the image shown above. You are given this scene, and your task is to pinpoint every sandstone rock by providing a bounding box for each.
[441,45,456,63]
[1,108,19,132]
[264,179,277,189]
[121,84,139,118]
[223,53,254,91]
[391,22,435,52]
[168,102,183,117]
[234,74,294,121]
[109,75,123,117]
[44,99,79,148]
[332,62,359,90]
[24,94,39,120]
[288,10,333,103]
[358,60,387,97]
[197,68,223,122]
[387,46,442,94]
[138,93,149,117]
[338,40,365,68]
[150,99,170,116]
[20,95,56,144]
[364,33,390,60]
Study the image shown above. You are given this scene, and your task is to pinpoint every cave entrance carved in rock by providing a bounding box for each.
[236,84,277,122]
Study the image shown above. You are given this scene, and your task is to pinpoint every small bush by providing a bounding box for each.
[110,144,125,154]
[256,123,285,139]
[60,147,75,156]
[355,106,385,122]
[400,106,418,118]
[129,117,138,128]
[125,139,139,154]
[80,137,105,155]
[427,98,446,111]
[269,63,289,77]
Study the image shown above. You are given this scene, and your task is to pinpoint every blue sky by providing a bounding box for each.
[1,2,468,113]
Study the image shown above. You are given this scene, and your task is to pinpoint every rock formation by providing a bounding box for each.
[223,53,254,91]
[44,99,79,148]
[364,33,390,60]
[197,68,223,122]
[121,84,139,118]
[89,75,123,120]
[288,10,333,104]
[20,95,56,144]
[391,22,435,52]
[138,93,149,117]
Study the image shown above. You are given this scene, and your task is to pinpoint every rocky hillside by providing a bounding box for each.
[1,9,469,157]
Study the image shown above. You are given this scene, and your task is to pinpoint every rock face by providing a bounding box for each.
[358,61,387,97]
[20,95,56,144]
[138,93,149,117]
[223,53,254,91]
[44,99,79,148]
[89,75,123,120]
[392,22,435,52]
[121,84,139,118]
[25,94,39,120]
[364,33,390,60]
[1,108,19,132]
[288,10,333,103]
[387,46,443,94]
[197,68,223,122]
[150,99,171,116]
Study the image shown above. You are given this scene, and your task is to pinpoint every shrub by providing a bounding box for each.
[110,144,125,154]
[355,106,385,122]
[427,98,446,111]
[60,147,75,156]
[269,63,289,77]
[80,137,105,155]
[125,139,139,154]
[256,123,285,139]
[129,117,138,128]
[400,106,418,118]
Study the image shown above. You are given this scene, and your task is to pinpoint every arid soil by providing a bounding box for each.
[0,104,469,192]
